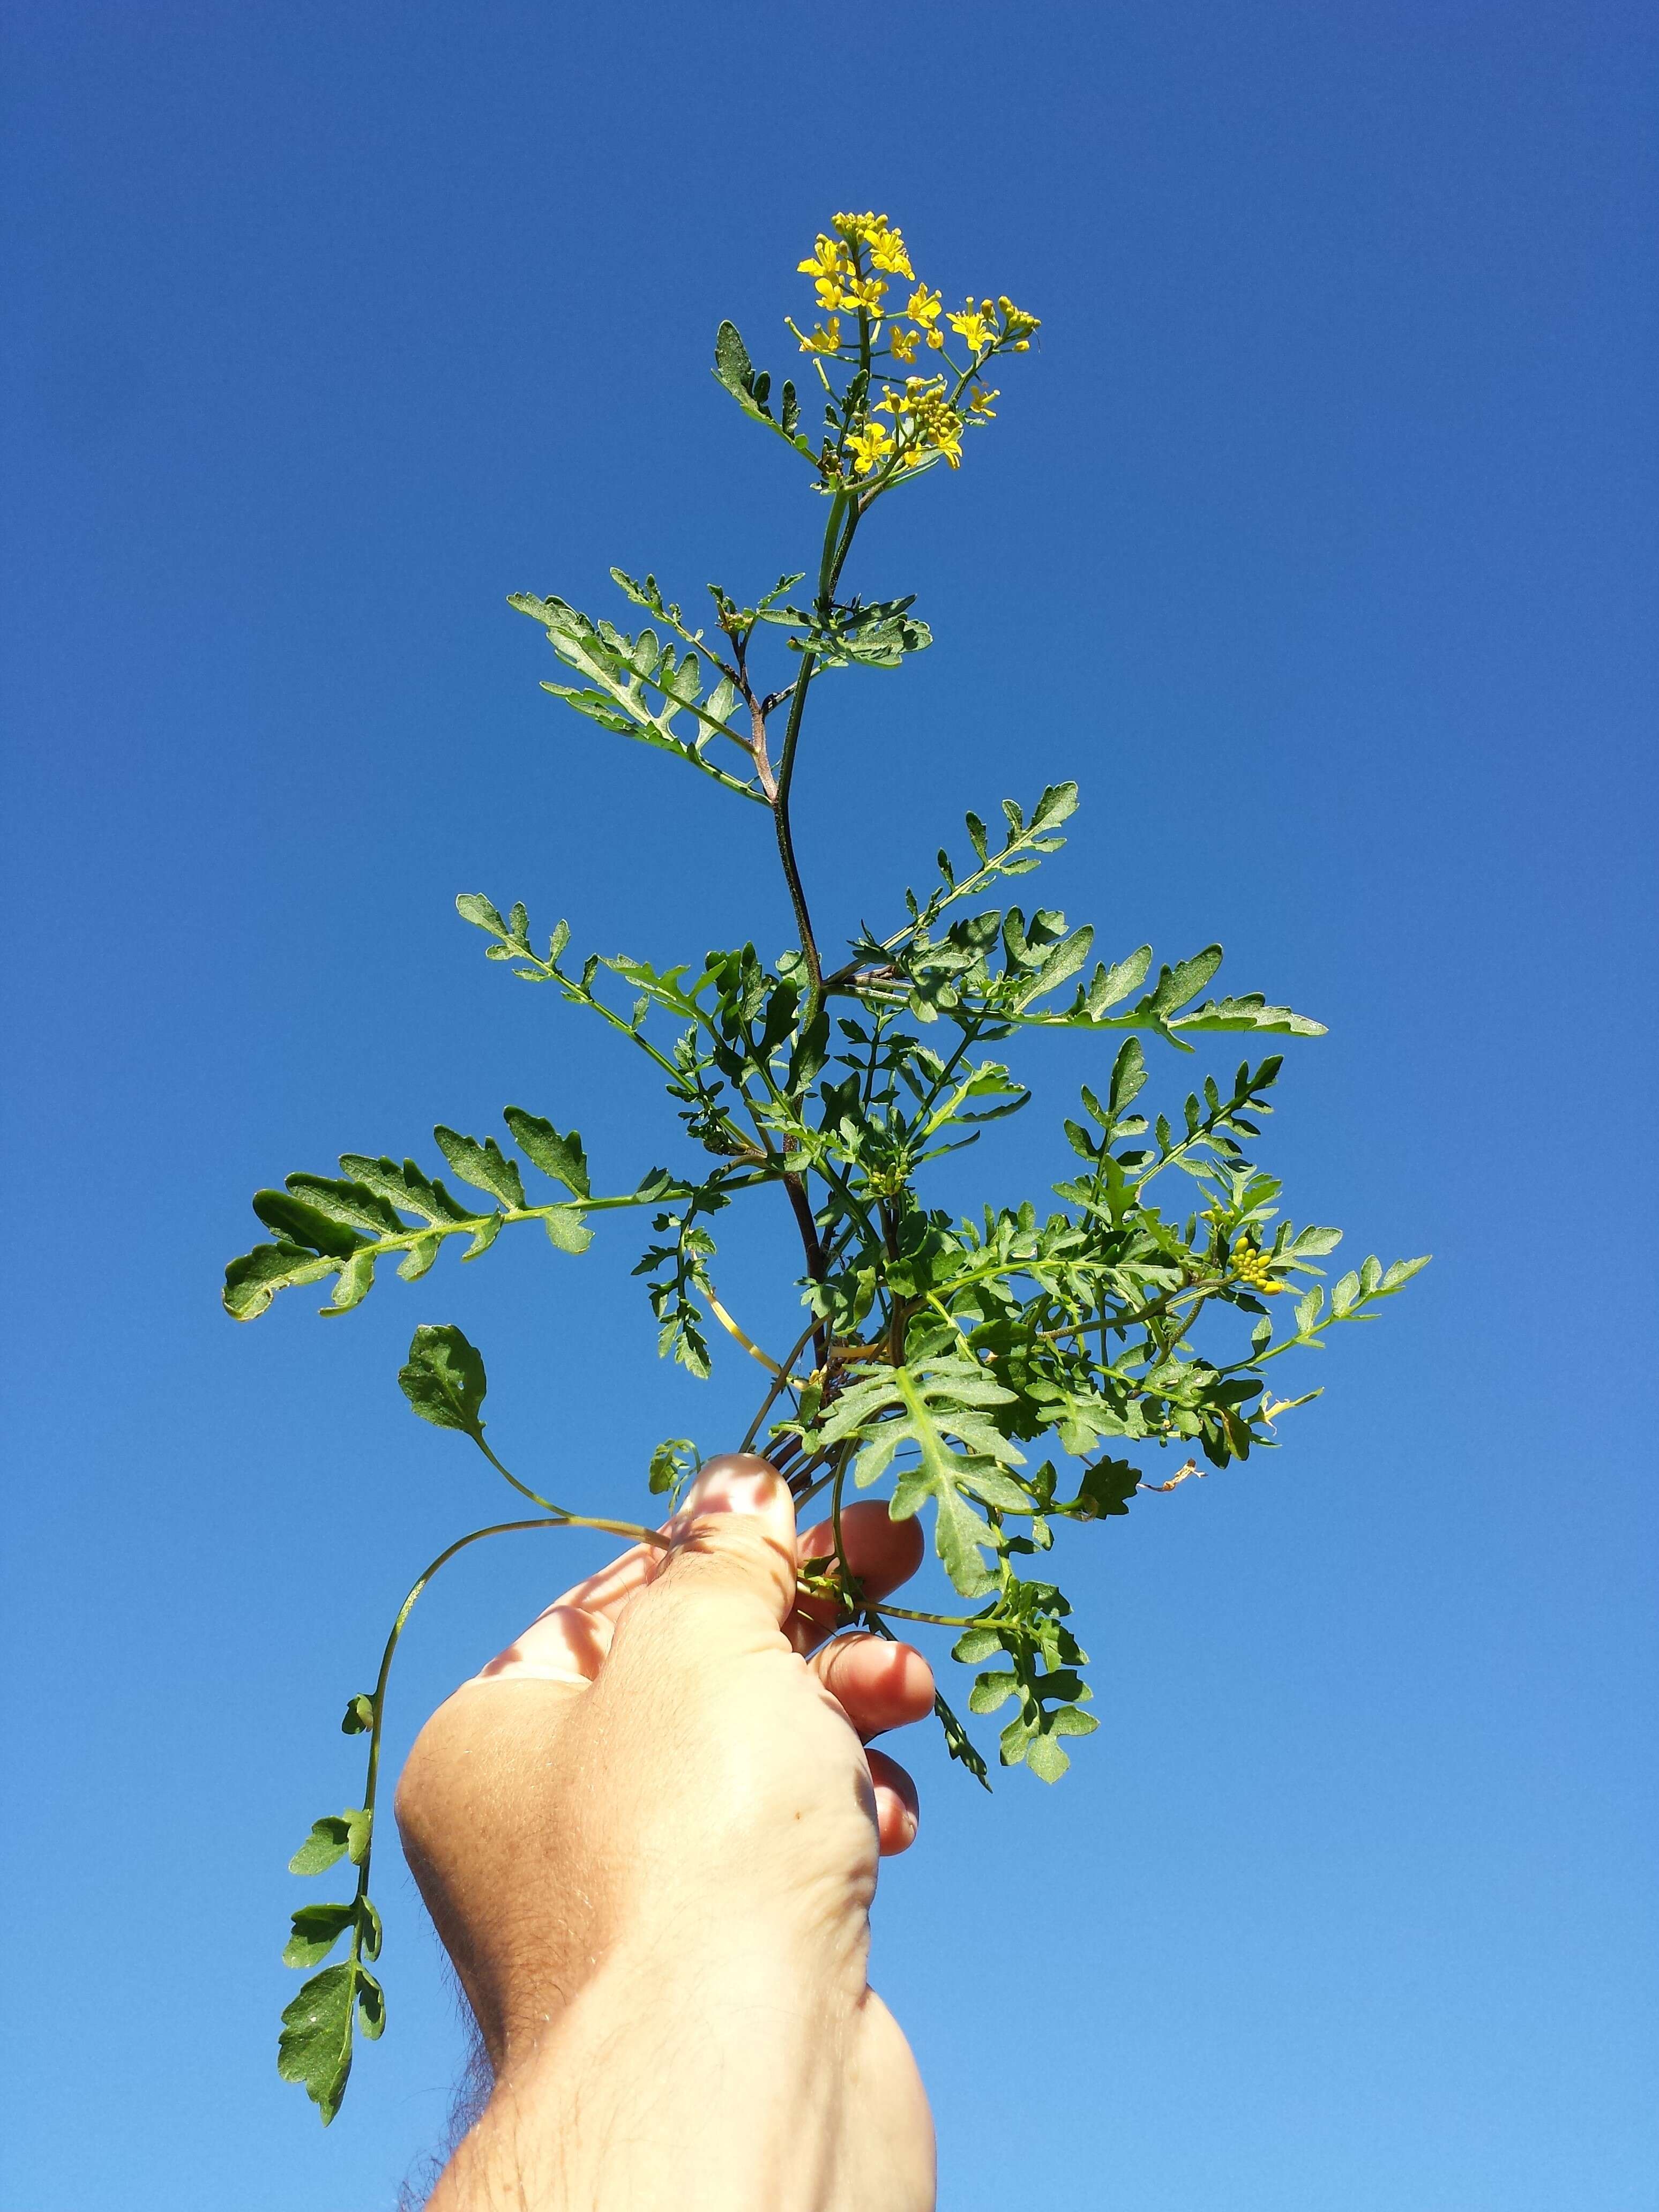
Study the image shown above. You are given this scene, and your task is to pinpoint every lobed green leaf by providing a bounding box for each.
[399,1324,488,1436]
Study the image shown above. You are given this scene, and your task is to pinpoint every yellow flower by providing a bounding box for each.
[875,377,965,468]
[797,235,850,310]
[926,417,964,467]
[968,384,999,416]
[947,297,996,352]
[842,272,887,314]
[797,316,842,354]
[798,235,848,282]
[906,284,942,327]
[846,421,895,477]
[832,212,914,273]
[890,325,921,363]
[926,328,945,349]
[993,297,1041,351]
[869,230,913,279]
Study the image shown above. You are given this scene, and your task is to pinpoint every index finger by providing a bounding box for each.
[788,1498,925,1655]
[474,1455,791,1682]
[482,1475,925,1678]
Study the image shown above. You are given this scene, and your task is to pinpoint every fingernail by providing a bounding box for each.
[679,1453,783,1520]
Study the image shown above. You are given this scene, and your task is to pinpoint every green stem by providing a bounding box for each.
[476,1440,563,1514]
[466,1433,671,1542]
[740,1313,829,1452]
[872,1602,1013,1630]
[771,494,863,1027]
[348,1513,662,1971]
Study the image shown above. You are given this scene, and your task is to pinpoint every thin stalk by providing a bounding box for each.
[740,1312,827,1451]
[770,493,863,1027]
[771,677,822,1011]
[473,1436,565,1515]
[829,1449,850,1575]
[705,1288,791,1378]
[872,1602,1013,1630]
[345,1512,670,1996]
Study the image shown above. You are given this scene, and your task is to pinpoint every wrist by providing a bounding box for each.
[438,1926,860,2212]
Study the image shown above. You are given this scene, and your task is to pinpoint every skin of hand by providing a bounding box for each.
[394,1454,939,2212]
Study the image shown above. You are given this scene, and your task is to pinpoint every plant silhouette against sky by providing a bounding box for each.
[226,212,1427,2124]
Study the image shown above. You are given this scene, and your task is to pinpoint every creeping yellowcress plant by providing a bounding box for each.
[229,212,1427,2125]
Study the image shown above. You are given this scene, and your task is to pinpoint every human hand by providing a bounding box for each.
[395,1454,938,2211]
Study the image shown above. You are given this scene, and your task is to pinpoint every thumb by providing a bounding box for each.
[648,1452,799,1628]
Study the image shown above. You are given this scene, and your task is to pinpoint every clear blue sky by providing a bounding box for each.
[3,5,1654,2207]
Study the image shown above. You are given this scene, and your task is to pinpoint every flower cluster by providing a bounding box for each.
[787,213,1040,487]
[1232,1240,1286,1296]
[874,376,968,469]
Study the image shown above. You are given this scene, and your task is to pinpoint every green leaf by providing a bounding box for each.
[399,1324,487,1436]
[951,1625,1004,1664]
[1170,995,1327,1039]
[283,1175,404,1237]
[278,1961,357,2123]
[1064,1455,1140,1520]
[931,1687,991,1789]
[821,1359,1022,1601]
[1290,1225,1342,1257]
[890,1449,1002,1600]
[504,1107,591,1198]
[434,1127,526,1211]
[1024,1730,1073,1783]
[1093,946,1152,1013]
[958,1464,1034,1513]
[969,1669,1019,1713]
[337,1154,473,1225]
[1152,946,1224,1014]
[648,1437,699,1499]
[288,1817,350,1877]
[340,1694,375,1735]
[1032,781,1080,831]
[455,893,507,937]
[397,1236,441,1281]
[1052,1705,1100,1737]
[223,1241,336,1321]
[462,1212,504,1261]
[517,583,764,801]
[1013,923,1094,1010]
[1107,1036,1147,1118]
[1381,1254,1432,1289]
[283,1902,356,1970]
[794,595,933,671]
[713,319,839,473]
[542,1210,594,1255]
[323,1248,377,1315]
[713,318,756,402]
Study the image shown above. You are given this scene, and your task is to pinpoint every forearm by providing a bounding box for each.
[429,1935,859,2212]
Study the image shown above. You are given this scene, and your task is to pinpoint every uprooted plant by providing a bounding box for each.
[227,212,1427,2123]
